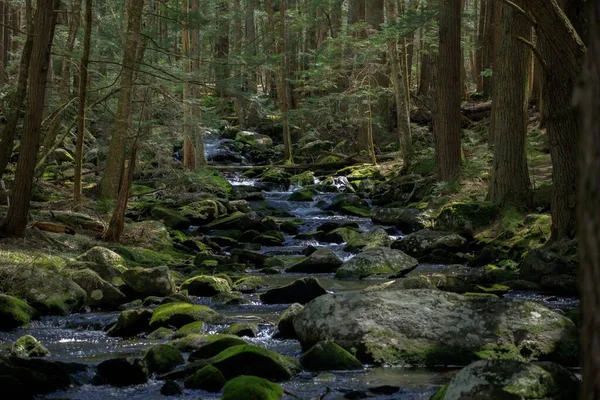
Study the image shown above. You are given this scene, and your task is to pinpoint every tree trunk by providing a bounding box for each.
[481,0,494,98]
[73,0,93,210]
[245,0,260,126]
[417,41,432,97]
[579,3,600,399]
[182,0,196,170]
[100,0,144,199]
[488,0,531,206]
[0,0,59,237]
[433,0,462,182]
[278,0,293,163]
[0,0,32,180]
[214,0,230,98]
[474,0,485,92]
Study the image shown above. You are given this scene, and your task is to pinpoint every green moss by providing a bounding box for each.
[474,284,510,295]
[180,275,231,297]
[208,345,300,381]
[149,302,222,330]
[10,335,50,357]
[224,322,259,337]
[183,169,232,197]
[0,294,37,329]
[222,375,284,400]
[175,321,205,337]
[188,336,247,360]
[430,385,448,400]
[300,341,363,371]
[288,189,316,202]
[290,171,315,187]
[436,201,500,236]
[115,246,177,267]
[144,344,184,374]
[232,276,265,293]
[147,327,174,340]
[337,165,383,180]
[184,365,226,391]
[483,264,519,283]
[341,205,371,217]
[150,207,191,229]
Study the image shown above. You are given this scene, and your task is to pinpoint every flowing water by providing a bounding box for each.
[0,139,579,399]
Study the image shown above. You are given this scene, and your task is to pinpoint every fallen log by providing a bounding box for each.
[31,221,76,235]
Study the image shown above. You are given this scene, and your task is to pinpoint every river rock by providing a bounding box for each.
[232,276,265,293]
[180,276,231,297]
[277,303,303,339]
[519,248,578,293]
[67,269,126,308]
[293,289,579,366]
[77,246,125,268]
[160,380,182,396]
[148,302,223,330]
[10,335,50,358]
[222,375,284,400]
[96,357,148,386]
[320,227,361,243]
[184,365,226,391]
[343,228,392,253]
[0,294,37,330]
[0,356,72,396]
[189,336,247,361]
[335,247,418,279]
[260,277,327,304]
[325,193,368,213]
[391,229,467,261]
[179,199,227,225]
[287,248,343,273]
[121,266,175,297]
[224,322,259,337]
[435,359,580,400]
[107,308,153,337]
[143,344,184,374]
[300,341,363,371]
[371,207,427,233]
[436,201,500,237]
[207,211,262,231]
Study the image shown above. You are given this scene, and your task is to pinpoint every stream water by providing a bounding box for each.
[0,135,580,399]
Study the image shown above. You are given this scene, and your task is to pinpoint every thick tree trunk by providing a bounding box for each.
[245,0,260,126]
[481,0,494,98]
[100,0,144,199]
[0,0,59,237]
[433,0,462,182]
[214,0,230,98]
[182,0,196,171]
[488,0,531,206]
[0,0,33,179]
[579,3,600,399]
[278,0,293,163]
[417,41,432,97]
[474,0,485,92]
[73,0,93,210]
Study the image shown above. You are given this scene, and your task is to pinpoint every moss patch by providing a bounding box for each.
[222,375,283,400]
[149,303,222,330]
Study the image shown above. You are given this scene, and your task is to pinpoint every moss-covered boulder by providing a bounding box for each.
[179,199,227,224]
[175,321,205,337]
[335,247,418,279]
[184,364,226,391]
[391,229,467,262]
[325,193,369,214]
[288,188,316,202]
[180,275,231,297]
[232,276,265,293]
[107,308,153,337]
[343,228,392,253]
[253,233,285,246]
[149,302,222,330]
[300,341,363,371]
[209,345,300,381]
[144,344,184,374]
[320,227,361,244]
[66,269,126,308]
[222,376,284,400]
[519,248,578,293]
[290,171,315,187]
[188,336,247,361]
[96,357,148,386]
[224,322,259,337]
[76,246,125,268]
[10,335,50,358]
[293,289,579,366]
[287,248,343,273]
[436,201,500,237]
[0,294,37,330]
[277,303,303,339]
[121,266,175,297]
[260,277,327,304]
[439,360,580,400]
[371,208,428,233]
[150,206,191,230]
[147,327,174,340]
[258,168,292,190]
[207,211,261,231]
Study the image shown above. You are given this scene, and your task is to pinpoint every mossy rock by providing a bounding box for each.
[290,171,315,187]
[260,277,327,304]
[144,344,184,374]
[182,169,233,198]
[184,365,226,392]
[232,276,265,293]
[147,327,174,340]
[96,357,148,387]
[121,266,175,297]
[341,205,371,217]
[66,268,126,308]
[277,303,303,339]
[288,189,316,202]
[212,292,251,306]
[343,228,392,253]
[287,248,343,273]
[188,336,247,361]
[335,247,418,279]
[258,168,292,189]
[436,201,500,237]
[222,375,284,400]
[76,246,125,268]
[115,246,176,267]
[320,227,361,244]
[179,199,227,224]
[224,322,259,337]
[107,308,153,337]
[150,206,191,230]
[300,341,363,371]
[160,380,182,396]
[0,294,37,330]
[180,275,231,297]
[10,335,50,358]
[175,321,205,337]
[122,220,174,251]
[209,345,301,381]
[149,302,222,330]
[338,165,383,181]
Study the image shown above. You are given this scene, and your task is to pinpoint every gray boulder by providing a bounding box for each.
[335,247,418,279]
[287,248,343,273]
[122,266,175,297]
[371,208,428,233]
[391,229,467,261]
[67,269,126,308]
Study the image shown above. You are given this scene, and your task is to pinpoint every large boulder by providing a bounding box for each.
[371,208,428,233]
[222,375,283,400]
[66,269,126,308]
[343,228,392,253]
[179,199,227,225]
[519,248,578,293]
[436,201,500,237]
[107,308,153,337]
[293,289,579,366]
[150,207,191,230]
[435,360,580,400]
[76,246,125,268]
[96,357,148,386]
[391,229,467,261]
[260,277,327,304]
[0,294,37,330]
[335,247,418,279]
[188,336,246,361]
[320,227,361,244]
[148,302,223,330]
[121,266,175,297]
[180,276,231,297]
[287,248,343,273]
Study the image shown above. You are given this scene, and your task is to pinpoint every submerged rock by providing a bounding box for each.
[293,289,579,366]
[335,247,418,279]
[160,380,182,396]
[260,277,327,304]
[436,359,580,400]
[96,357,148,386]
[0,294,37,330]
[121,266,175,297]
[300,341,363,371]
[180,275,231,297]
[10,335,50,358]
[221,375,283,400]
[287,248,343,273]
